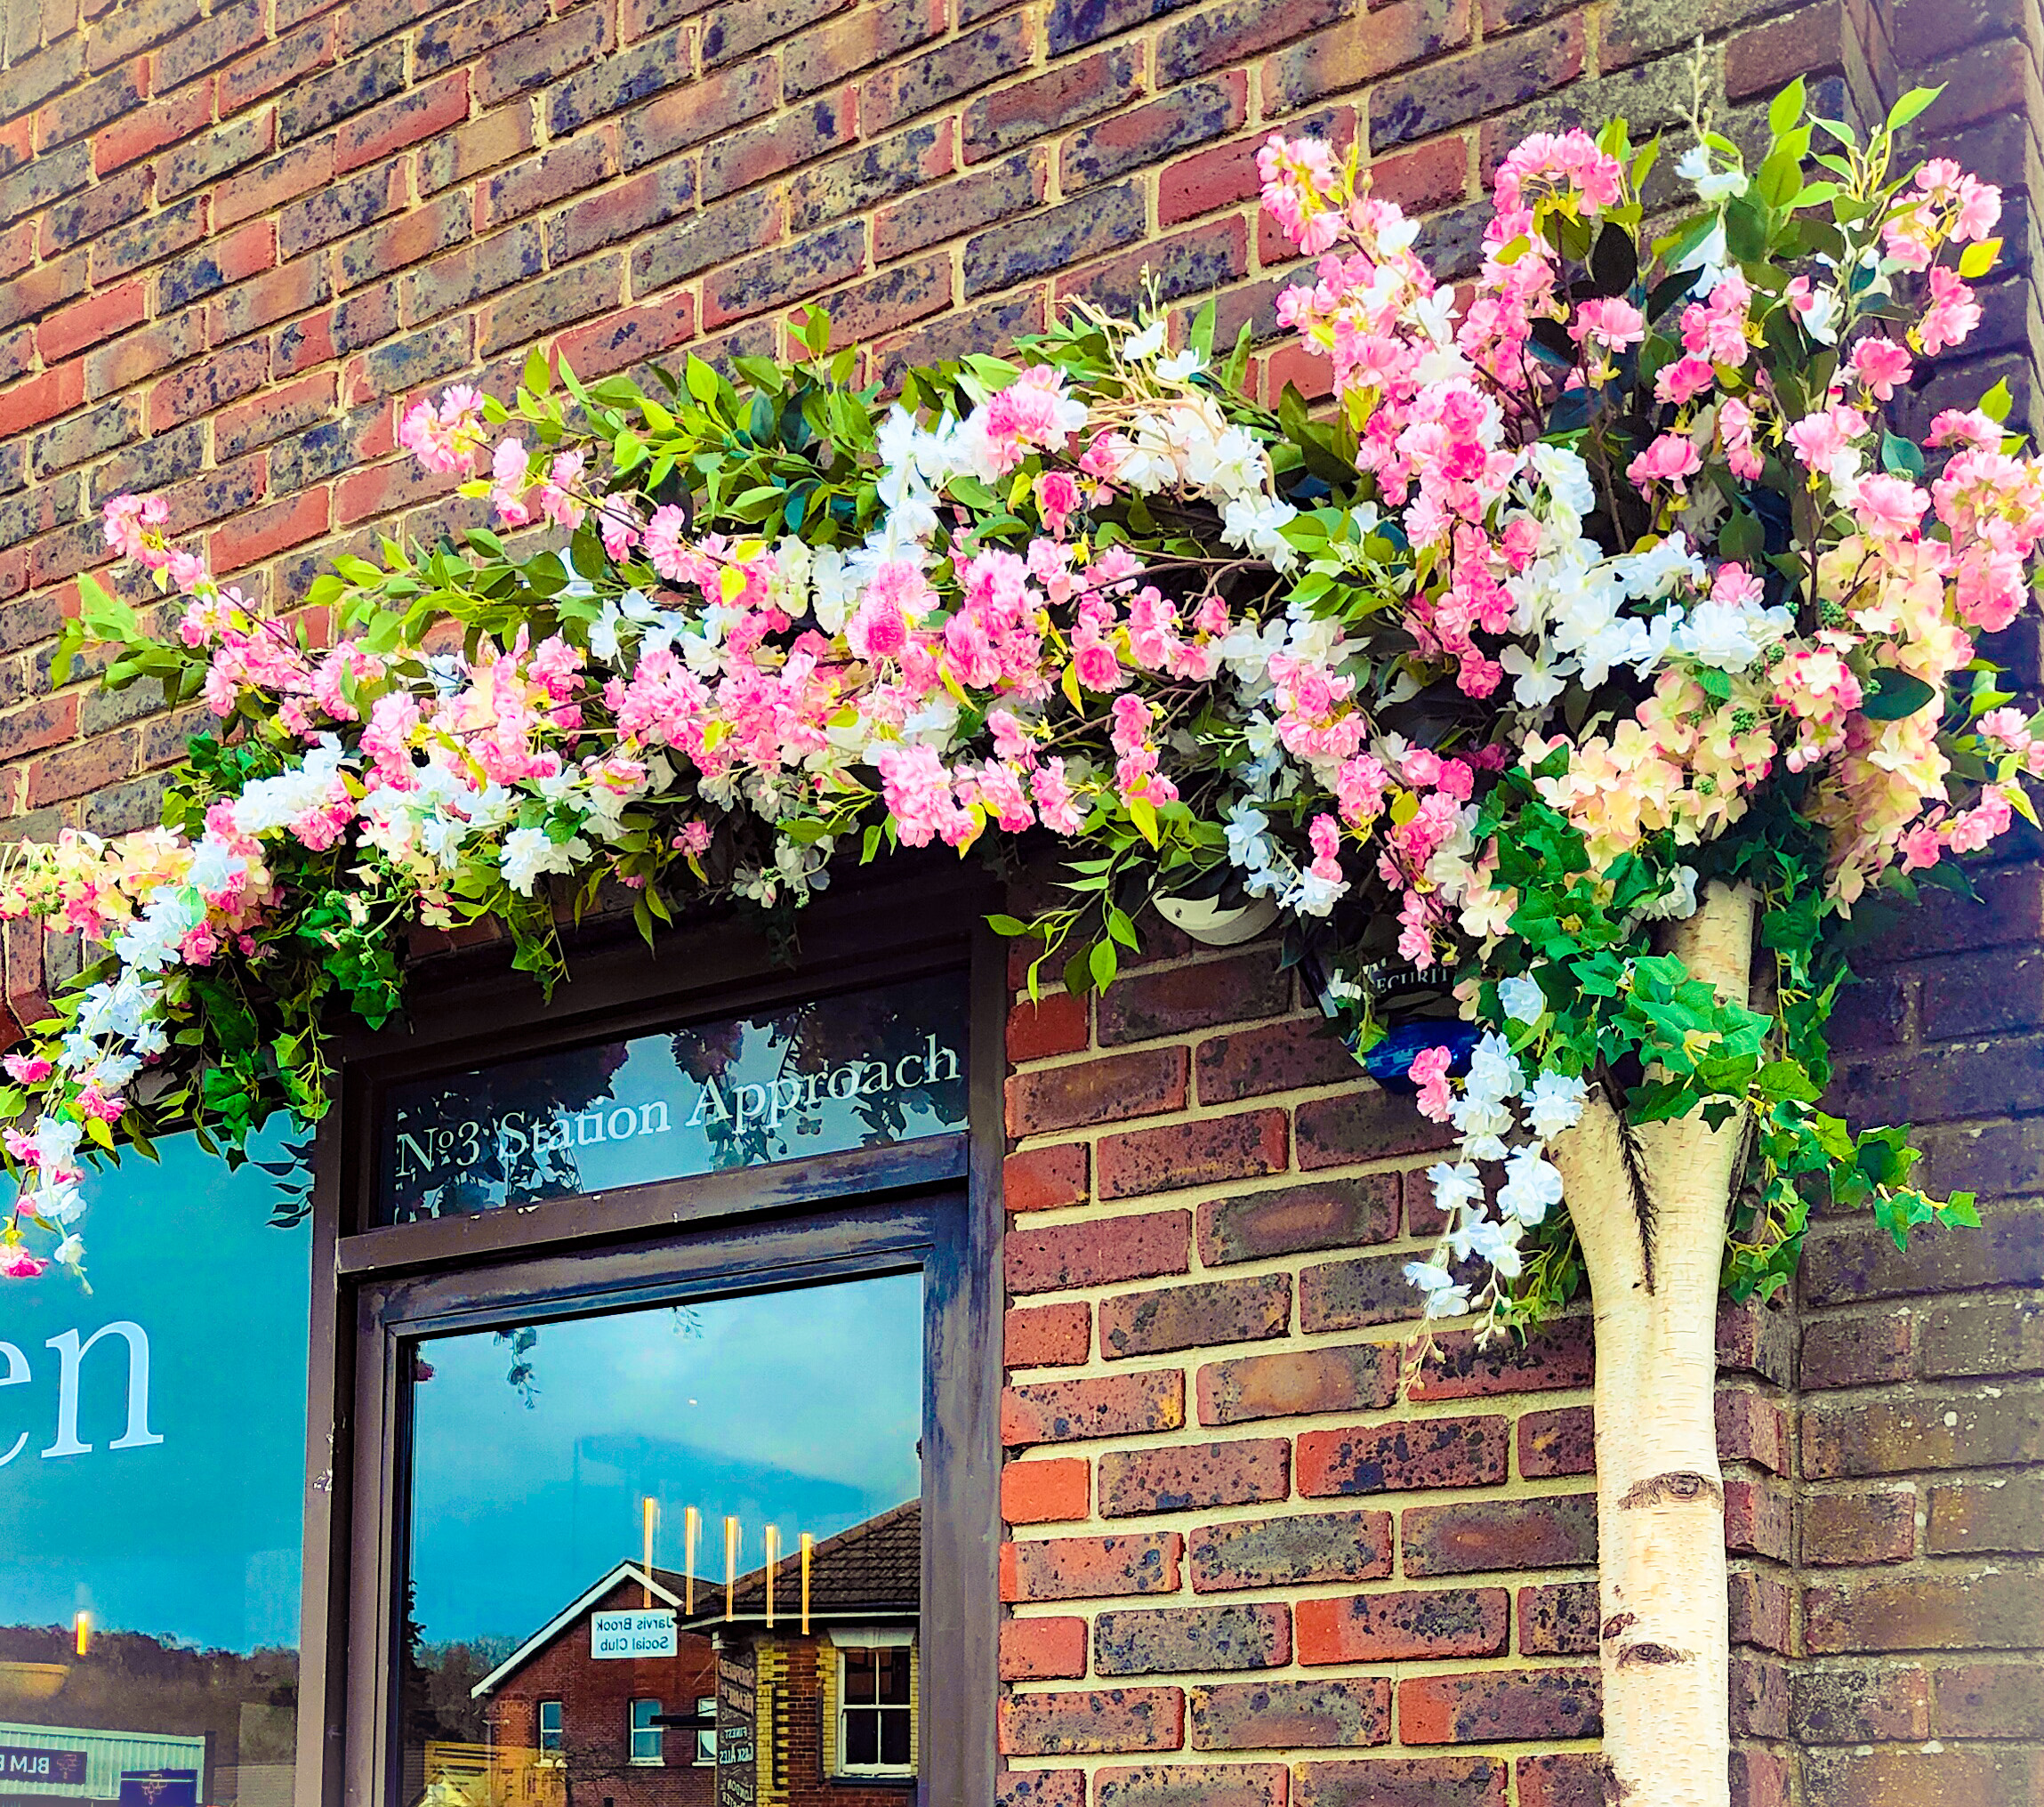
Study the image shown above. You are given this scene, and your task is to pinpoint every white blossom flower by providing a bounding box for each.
[1523,1071,1589,1139]
[1499,975,1546,1023]
[1123,318,1167,361]
[1499,1143,1565,1224]
[1428,1160,1485,1219]
[1465,1032,1525,1104]
[1677,144,1750,203]
[501,827,591,894]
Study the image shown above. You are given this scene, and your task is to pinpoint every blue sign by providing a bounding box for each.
[377,974,968,1223]
[119,1771,199,1807]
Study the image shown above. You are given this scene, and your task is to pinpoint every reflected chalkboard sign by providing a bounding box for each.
[376,974,968,1223]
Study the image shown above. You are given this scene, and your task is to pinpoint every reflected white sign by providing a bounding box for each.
[591,1608,677,1659]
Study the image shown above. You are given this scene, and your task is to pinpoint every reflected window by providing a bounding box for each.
[0,1129,310,1807]
[404,1271,922,1804]
[838,1637,913,1775]
[627,1700,661,1765]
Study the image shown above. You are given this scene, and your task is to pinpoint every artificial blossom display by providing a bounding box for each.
[0,78,2036,1805]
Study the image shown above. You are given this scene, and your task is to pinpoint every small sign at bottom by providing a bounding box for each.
[591,1608,677,1658]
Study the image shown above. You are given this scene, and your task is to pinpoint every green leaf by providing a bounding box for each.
[1978,377,2013,423]
[1957,237,2000,278]
[1886,85,1943,130]
[1767,77,1807,138]
[1860,671,1937,720]
[522,345,553,398]
[1879,432,1926,480]
[1087,937,1118,991]
[986,914,1030,937]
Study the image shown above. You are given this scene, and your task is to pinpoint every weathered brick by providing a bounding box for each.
[218,371,337,459]
[277,40,405,144]
[1007,1302,1090,1368]
[484,135,621,230]
[1371,14,1586,151]
[964,182,1146,298]
[548,24,690,133]
[1807,1571,2044,1652]
[1717,1389,1790,1474]
[1095,1764,1286,1807]
[1295,1085,1454,1167]
[1804,1392,2043,1477]
[1197,1175,1399,1265]
[1187,1676,1389,1751]
[1098,949,1287,1045]
[1935,1659,2044,1738]
[995,1770,1086,1807]
[1803,1486,1917,1565]
[786,0,945,96]
[1094,1602,1289,1676]
[704,88,857,200]
[551,297,698,379]
[1198,1343,1396,1428]
[1292,1756,1507,1807]
[1410,1320,1593,1400]
[1003,1142,1089,1214]
[1188,1511,1391,1593]
[1300,1249,1449,1333]
[631,189,785,296]
[1517,1580,1597,1656]
[789,119,956,233]
[149,343,269,432]
[39,165,150,254]
[1919,1296,2044,1377]
[1927,1472,2044,1554]
[1800,1746,2044,1807]
[1398,1667,1600,1744]
[1404,1495,1597,1577]
[1008,1047,1187,1135]
[1002,1532,1182,1602]
[1802,1308,1914,1388]
[217,136,334,229]
[1155,0,1351,82]
[1006,1211,1190,1294]
[159,0,267,90]
[1009,990,1089,1062]
[1098,1439,1289,1518]
[1195,1015,1360,1105]
[1002,1456,1090,1524]
[414,0,552,73]
[1296,1588,1509,1664]
[401,224,546,325]
[1002,1369,1184,1446]
[479,6,615,104]
[336,69,471,173]
[1297,1415,1509,1496]
[547,163,696,264]
[1515,1754,1615,1807]
[419,109,537,194]
[1793,1663,1932,1745]
[1101,1275,1289,1359]
[1001,1614,1088,1680]
[93,77,214,176]
[35,57,147,151]
[998,1688,1184,1757]
[619,57,780,170]
[282,157,406,257]
[30,394,140,477]
[875,288,1048,387]
[863,14,1033,133]
[1097,1110,1288,1200]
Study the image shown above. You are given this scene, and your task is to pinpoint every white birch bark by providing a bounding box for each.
[1548,880,1757,1807]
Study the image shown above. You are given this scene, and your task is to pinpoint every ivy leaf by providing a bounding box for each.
[1584,221,1638,298]
[1879,432,1926,480]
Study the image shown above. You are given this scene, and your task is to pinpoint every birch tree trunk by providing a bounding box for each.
[1547,881,1757,1807]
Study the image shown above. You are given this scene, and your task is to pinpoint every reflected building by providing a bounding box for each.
[471,1504,919,1807]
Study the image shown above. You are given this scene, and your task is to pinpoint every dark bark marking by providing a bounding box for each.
[1616,1470,1723,1510]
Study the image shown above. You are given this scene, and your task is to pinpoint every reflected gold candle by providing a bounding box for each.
[725,1516,738,1622]
[801,1533,813,1636]
[764,1526,778,1630]
[642,1497,656,1609]
[685,1506,700,1617]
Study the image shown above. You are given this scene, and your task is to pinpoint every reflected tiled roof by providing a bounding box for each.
[674,1498,919,1625]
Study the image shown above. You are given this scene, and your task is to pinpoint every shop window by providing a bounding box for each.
[0,1128,310,1807]
[536,1699,562,1754]
[694,1695,716,1764]
[627,1699,662,1764]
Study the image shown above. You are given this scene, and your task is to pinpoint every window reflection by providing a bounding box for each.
[0,1131,310,1807]
[402,1273,922,1807]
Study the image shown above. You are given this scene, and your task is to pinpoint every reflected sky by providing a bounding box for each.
[407,1272,923,1647]
[0,1128,310,1654]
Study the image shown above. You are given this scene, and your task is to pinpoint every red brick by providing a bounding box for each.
[1187,1510,1392,1593]
[1097,1109,1288,1200]
[962,42,1141,163]
[1096,1763,1287,1807]
[1724,1477,1792,1561]
[1935,1660,2044,1738]
[1007,1212,1190,1295]
[1295,1085,1453,1167]
[1516,1753,1615,1807]
[1295,1588,1509,1664]
[1156,135,1259,227]
[1927,1473,2044,1554]
[1062,71,1246,189]
[1002,1370,1183,1447]
[1407,1319,1593,1400]
[1093,1602,1289,1677]
[219,18,336,115]
[998,1688,1184,1757]
[216,370,336,459]
[1007,1046,1187,1135]
[209,488,331,572]
[1402,1496,1597,1576]
[996,1769,1085,1807]
[1806,1572,2044,1653]
[785,0,946,95]
[1097,1439,1289,1518]
[1296,1415,1509,1496]
[1006,1302,1090,1367]
[28,732,140,810]
[1009,989,1088,1061]
[334,454,464,525]
[1098,948,1289,1045]
[149,342,270,432]
[1196,1016,1360,1103]
[1196,1176,1400,1265]
[1397,1668,1601,1744]
[1,361,85,432]
[1724,0,1845,101]
[700,219,867,330]
[335,67,471,173]
[1517,1581,1597,1657]
[1803,1487,1919,1566]
[1292,1757,1507,1807]
[1101,1275,1289,1359]
[1197,1344,1396,1427]
[0,693,79,761]
[703,85,857,200]
[873,148,1047,261]
[1000,1615,1088,1681]
[1002,1456,1090,1525]
[1716,1389,1790,1473]
[1367,135,1473,214]
[1188,1676,1390,1751]
[1001,1533,1182,1602]
[93,77,213,173]
[36,282,146,362]
[1004,1143,1088,1214]
[548,294,698,378]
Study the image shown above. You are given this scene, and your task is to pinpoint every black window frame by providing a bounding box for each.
[289,864,1004,1807]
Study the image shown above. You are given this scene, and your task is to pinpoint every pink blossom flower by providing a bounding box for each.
[1785,407,1867,472]
[1031,757,1085,835]
[1852,473,1929,536]
[1848,335,1913,401]
[1928,407,2001,453]
[0,1246,47,1279]
[103,493,170,569]
[1919,266,1981,356]
[398,385,486,474]
[1569,295,1645,352]
[1409,1045,1455,1122]
[1718,396,1763,481]
[1628,433,1702,494]
[1492,129,1624,216]
[1654,355,1715,407]
[873,743,970,848]
[1034,469,1081,536]
[3,1054,51,1085]
[491,439,534,528]
[643,504,692,582]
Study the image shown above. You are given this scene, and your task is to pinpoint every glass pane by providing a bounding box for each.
[881,1709,911,1768]
[0,1129,310,1807]
[401,1271,922,1803]
[378,976,967,1224]
[843,1712,877,1768]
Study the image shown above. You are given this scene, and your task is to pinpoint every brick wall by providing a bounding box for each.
[0,0,2040,1801]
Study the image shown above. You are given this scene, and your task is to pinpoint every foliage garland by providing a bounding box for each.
[0,77,2030,1332]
